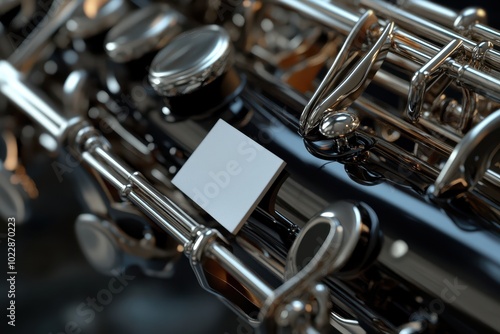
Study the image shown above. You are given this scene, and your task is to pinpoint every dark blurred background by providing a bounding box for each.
[1,0,499,334]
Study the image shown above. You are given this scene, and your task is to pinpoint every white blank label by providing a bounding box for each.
[172,119,286,234]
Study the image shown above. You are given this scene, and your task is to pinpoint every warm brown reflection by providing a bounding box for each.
[84,0,108,19]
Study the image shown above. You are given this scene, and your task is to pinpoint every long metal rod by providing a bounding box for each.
[208,243,274,304]
[399,0,500,46]
[0,61,73,140]
[358,0,500,63]
[397,0,458,27]
[273,0,500,102]
[355,96,453,156]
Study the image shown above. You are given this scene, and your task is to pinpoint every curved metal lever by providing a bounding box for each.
[257,202,371,333]
[283,209,345,282]
[432,109,500,198]
[300,10,394,139]
[406,38,463,122]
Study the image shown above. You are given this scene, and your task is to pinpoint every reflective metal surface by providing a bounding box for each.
[65,0,129,39]
[319,112,360,139]
[149,25,233,97]
[104,4,182,63]
[1,0,500,333]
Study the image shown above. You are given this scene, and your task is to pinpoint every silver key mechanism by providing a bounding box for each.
[300,10,393,161]
[104,4,183,63]
[149,25,242,117]
[257,201,380,333]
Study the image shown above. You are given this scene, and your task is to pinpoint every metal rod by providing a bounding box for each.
[94,146,134,178]
[397,0,457,27]
[0,61,78,140]
[472,24,500,45]
[274,0,500,103]
[396,1,500,46]
[355,96,453,156]
[127,191,191,246]
[82,151,126,190]
[358,0,500,68]
[391,29,500,102]
[129,172,199,233]
[274,0,357,35]
[208,242,274,304]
